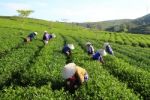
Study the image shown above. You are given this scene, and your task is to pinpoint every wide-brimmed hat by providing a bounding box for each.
[86,42,92,45]
[68,44,75,50]
[52,34,56,38]
[62,63,77,79]
[44,31,47,33]
[103,42,109,48]
[99,49,107,56]
[34,32,38,35]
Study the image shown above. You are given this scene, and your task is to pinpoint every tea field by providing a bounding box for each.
[0,16,150,100]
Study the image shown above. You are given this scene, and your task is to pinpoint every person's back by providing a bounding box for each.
[63,63,88,92]
[87,45,94,54]
[106,45,113,55]
[76,66,87,84]
[92,52,100,60]
[62,45,70,52]
[28,32,35,40]
[92,52,104,64]
[25,32,37,42]
[43,33,50,40]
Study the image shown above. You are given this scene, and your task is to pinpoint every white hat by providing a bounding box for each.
[99,49,107,56]
[44,31,47,33]
[68,44,75,50]
[34,32,38,35]
[62,63,77,79]
[52,34,56,38]
[103,42,109,48]
[86,42,92,45]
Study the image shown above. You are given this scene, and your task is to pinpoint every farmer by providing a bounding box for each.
[92,49,105,64]
[103,43,114,55]
[86,42,94,55]
[43,31,51,44]
[62,44,74,57]
[25,32,38,42]
[62,63,88,91]
[43,31,56,44]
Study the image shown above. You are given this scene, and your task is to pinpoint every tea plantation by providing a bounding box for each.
[0,16,150,100]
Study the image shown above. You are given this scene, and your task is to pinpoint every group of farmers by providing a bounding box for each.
[62,42,114,91]
[24,31,56,44]
[24,31,114,92]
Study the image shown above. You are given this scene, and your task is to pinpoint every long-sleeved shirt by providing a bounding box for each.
[92,52,103,61]
[76,66,87,84]
[43,33,50,41]
[62,45,71,54]
[106,45,113,55]
[87,45,94,54]
[28,33,36,40]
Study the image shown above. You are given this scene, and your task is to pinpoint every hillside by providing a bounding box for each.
[0,16,150,99]
[78,14,150,34]
[78,19,131,30]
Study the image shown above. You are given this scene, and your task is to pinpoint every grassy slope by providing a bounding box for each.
[0,16,150,99]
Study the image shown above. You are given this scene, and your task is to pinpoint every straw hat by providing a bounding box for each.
[103,42,109,48]
[99,49,107,56]
[62,63,77,79]
[44,31,47,33]
[68,44,75,50]
[52,34,56,38]
[34,32,38,35]
[44,40,48,44]
[86,42,92,45]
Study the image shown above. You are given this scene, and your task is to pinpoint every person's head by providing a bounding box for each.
[34,32,38,35]
[86,42,92,46]
[44,30,47,33]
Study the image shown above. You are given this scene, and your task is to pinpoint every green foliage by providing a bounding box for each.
[17,10,34,18]
[0,16,150,99]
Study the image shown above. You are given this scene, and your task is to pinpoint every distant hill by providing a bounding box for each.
[78,19,131,30]
[78,14,150,34]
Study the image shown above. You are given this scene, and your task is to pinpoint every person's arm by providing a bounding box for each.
[66,48,71,56]
[66,51,70,55]
[91,46,94,54]
[99,56,104,64]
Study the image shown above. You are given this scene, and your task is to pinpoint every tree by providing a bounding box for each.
[17,10,34,18]
[121,24,128,32]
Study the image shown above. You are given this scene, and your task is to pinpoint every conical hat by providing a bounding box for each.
[103,42,109,48]
[52,34,56,38]
[34,32,38,35]
[68,44,75,50]
[44,31,47,33]
[99,49,107,56]
[86,42,91,45]
[62,63,77,79]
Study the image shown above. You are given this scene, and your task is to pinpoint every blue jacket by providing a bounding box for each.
[62,45,71,53]
[49,34,53,39]
[92,52,102,61]
[28,33,36,40]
